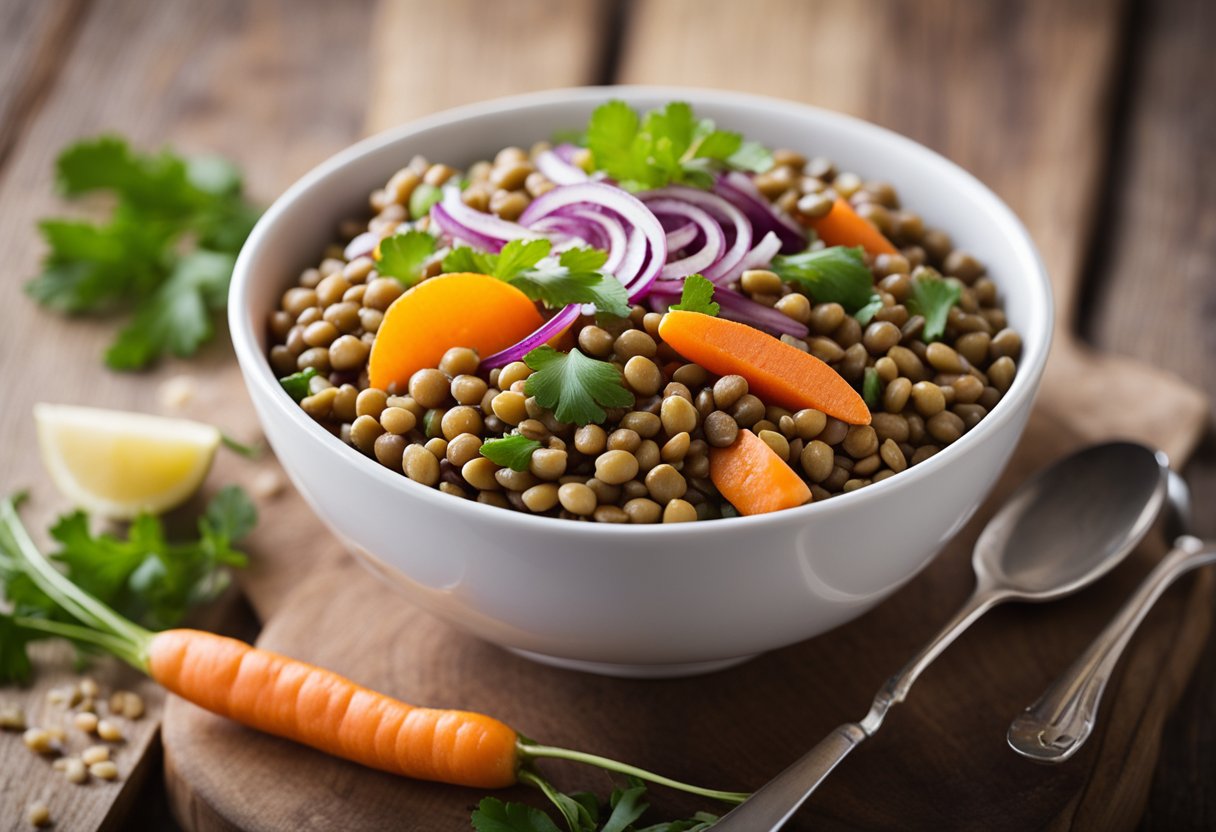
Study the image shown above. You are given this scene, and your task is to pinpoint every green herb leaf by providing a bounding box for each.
[28,135,259,368]
[862,367,881,409]
[584,100,773,192]
[524,347,634,426]
[493,239,553,281]
[508,248,630,318]
[0,614,37,684]
[602,784,649,832]
[279,367,318,402]
[409,183,443,220]
[442,245,491,275]
[854,292,884,326]
[669,274,719,316]
[906,270,962,342]
[471,798,563,832]
[480,435,542,473]
[376,230,437,286]
[104,250,237,370]
[771,246,875,312]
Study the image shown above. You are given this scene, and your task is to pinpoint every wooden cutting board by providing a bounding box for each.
[160,0,1214,830]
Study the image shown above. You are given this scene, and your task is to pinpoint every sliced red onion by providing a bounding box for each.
[431,187,538,251]
[643,186,751,283]
[343,230,380,261]
[536,149,589,185]
[715,171,806,254]
[645,199,724,279]
[519,182,666,300]
[720,230,783,284]
[665,221,698,252]
[552,206,628,274]
[481,304,581,369]
[649,279,809,339]
[552,143,580,164]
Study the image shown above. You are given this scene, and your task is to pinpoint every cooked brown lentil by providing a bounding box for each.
[269,145,1021,521]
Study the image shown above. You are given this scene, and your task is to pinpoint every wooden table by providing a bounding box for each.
[1,0,1212,829]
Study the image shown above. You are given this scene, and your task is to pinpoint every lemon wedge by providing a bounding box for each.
[35,403,221,520]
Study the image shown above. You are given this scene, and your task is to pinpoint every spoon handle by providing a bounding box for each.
[1008,535,1215,763]
[712,588,1004,832]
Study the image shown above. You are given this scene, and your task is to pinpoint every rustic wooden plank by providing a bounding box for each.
[1074,0,1216,827]
[364,0,614,133]
[0,0,89,174]
[617,0,1207,463]
[0,1,374,829]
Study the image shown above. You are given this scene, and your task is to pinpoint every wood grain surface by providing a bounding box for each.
[0,0,1212,829]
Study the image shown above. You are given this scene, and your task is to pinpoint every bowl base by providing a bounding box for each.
[508,648,757,679]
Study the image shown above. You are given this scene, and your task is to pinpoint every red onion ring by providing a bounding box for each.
[715,172,806,254]
[643,186,751,283]
[481,303,581,369]
[536,149,589,185]
[645,199,724,279]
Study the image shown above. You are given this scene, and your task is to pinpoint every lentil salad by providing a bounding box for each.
[266,101,1021,523]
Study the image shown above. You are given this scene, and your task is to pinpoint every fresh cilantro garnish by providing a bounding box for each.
[669,274,719,316]
[0,487,256,680]
[853,292,884,326]
[471,777,720,832]
[444,240,630,318]
[376,230,437,286]
[906,270,962,342]
[524,347,634,426]
[279,367,319,402]
[862,367,881,409]
[584,100,773,191]
[771,245,875,312]
[409,183,442,219]
[26,135,260,369]
[479,435,542,472]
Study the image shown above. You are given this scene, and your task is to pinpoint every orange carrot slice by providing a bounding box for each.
[807,197,899,257]
[658,310,871,425]
[368,273,543,392]
[709,429,812,515]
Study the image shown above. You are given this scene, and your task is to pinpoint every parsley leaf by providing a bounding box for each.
[480,435,542,472]
[862,367,881,409]
[471,798,563,832]
[376,230,437,286]
[279,367,319,402]
[524,347,634,426]
[445,241,629,318]
[906,270,962,342]
[602,784,649,832]
[509,248,630,318]
[853,292,885,326]
[771,245,875,312]
[27,135,259,369]
[104,250,236,369]
[669,274,719,316]
[584,100,774,192]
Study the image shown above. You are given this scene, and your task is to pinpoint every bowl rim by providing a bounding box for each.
[230,84,1053,537]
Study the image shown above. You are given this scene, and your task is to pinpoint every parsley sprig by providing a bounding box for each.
[480,434,542,472]
[444,240,630,318]
[471,777,719,832]
[376,230,438,286]
[524,346,634,426]
[0,487,256,682]
[906,268,962,341]
[668,274,719,316]
[584,101,772,191]
[771,245,875,313]
[26,136,261,370]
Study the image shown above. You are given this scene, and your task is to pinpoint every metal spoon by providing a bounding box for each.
[1008,468,1216,763]
[711,442,1168,832]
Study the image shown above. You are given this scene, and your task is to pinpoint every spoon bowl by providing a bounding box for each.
[973,442,1168,600]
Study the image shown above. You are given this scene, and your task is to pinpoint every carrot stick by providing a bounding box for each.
[710,429,811,515]
[807,197,899,257]
[658,310,871,425]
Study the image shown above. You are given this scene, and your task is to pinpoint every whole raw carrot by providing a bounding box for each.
[148,629,518,788]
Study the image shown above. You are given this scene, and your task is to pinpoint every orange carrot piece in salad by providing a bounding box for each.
[367,273,543,391]
[709,429,812,516]
[807,197,899,257]
[657,310,871,425]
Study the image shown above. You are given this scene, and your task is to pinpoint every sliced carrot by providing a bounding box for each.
[658,310,871,425]
[807,197,899,257]
[710,429,811,515]
[368,273,543,391]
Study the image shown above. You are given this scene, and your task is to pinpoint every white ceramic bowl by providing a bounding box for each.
[230,87,1052,678]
